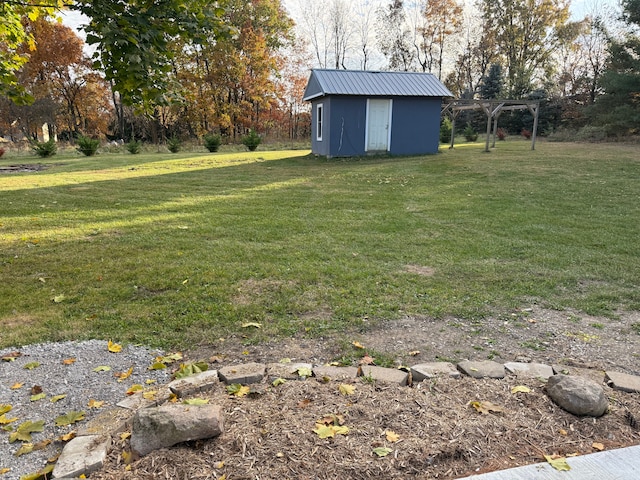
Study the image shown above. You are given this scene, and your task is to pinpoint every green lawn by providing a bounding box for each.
[1,141,639,350]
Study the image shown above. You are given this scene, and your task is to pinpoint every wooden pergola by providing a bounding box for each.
[441,99,540,152]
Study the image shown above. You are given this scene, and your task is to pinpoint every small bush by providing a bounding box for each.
[496,128,507,141]
[126,140,142,154]
[203,133,221,152]
[0,147,5,158]
[575,125,608,142]
[167,136,181,153]
[77,135,100,156]
[440,118,452,144]
[521,128,532,139]
[242,130,261,151]
[31,139,57,158]
[463,124,478,142]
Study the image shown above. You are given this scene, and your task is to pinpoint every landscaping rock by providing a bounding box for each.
[218,362,266,385]
[52,435,110,479]
[605,371,640,393]
[167,370,219,397]
[411,362,460,382]
[359,365,409,386]
[130,404,224,456]
[77,407,133,437]
[267,362,314,380]
[313,365,359,380]
[546,374,608,417]
[457,360,505,379]
[504,362,554,379]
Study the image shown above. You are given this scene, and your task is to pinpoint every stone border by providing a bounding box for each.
[51,359,640,478]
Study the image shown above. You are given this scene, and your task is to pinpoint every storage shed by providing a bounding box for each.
[303,69,453,158]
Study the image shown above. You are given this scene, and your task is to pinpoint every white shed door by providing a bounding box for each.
[366,99,391,151]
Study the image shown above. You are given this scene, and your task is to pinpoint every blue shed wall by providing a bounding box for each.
[311,95,442,157]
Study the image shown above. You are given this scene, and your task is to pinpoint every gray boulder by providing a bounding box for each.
[131,404,224,456]
[546,375,608,417]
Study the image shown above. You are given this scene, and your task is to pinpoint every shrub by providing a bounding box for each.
[31,139,57,158]
[0,147,5,158]
[167,136,181,153]
[241,130,261,151]
[575,125,607,142]
[496,128,507,141]
[76,135,100,156]
[463,124,478,142]
[203,133,221,152]
[126,140,142,154]
[440,118,452,144]
[521,128,532,139]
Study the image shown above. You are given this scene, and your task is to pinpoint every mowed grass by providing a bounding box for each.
[1,141,639,350]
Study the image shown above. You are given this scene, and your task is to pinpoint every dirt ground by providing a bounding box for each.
[93,306,640,479]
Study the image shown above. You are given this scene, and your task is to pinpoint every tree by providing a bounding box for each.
[588,0,640,134]
[377,0,415,71]
[479,63,503,99]
[478,0,573,97]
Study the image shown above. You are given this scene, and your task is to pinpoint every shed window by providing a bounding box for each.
[316,103,323,141]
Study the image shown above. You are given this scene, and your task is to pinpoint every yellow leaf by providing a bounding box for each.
[52,294,66,303]
[93,365,111,372]
[215,461,225,469]
[55,411,85,427]
[115,366,133,382]
[148,362,167,370]
[226,384,250,397]
[30,393,46,402]
[470,400,504,415]
[511,385,531,394]
[279,358,291,363]
[122,450,133,465]
[60,431,76,442]
[146,379,157,385]
[15,443,34,457]
[50,394,67,403]
[9,420,44,443]
[544,455,571,471]
[142,391,156,400]
[272,378,286,387]
[62,358,76,365]
[126,384,144,395]
[333,425,349,435]
[24,362,40,370]
[107,340,122,353]
[79,475,86,479]
[592,442,605,451]
[339,384,356,396]
[352,341,365,349]
[297,367,312,378]
[241,322,262,329]
[0,405,12,415]
[409,350,420,356]
[0,414,18,425]
[559,429,568,436]
[120,432,131,441]
[88,399,104,409]
[313,425,336,438]
[0,468,10,475]
[385,430,400,443]
[10,383,23,390]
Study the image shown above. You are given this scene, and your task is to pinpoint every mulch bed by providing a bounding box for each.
[92,374,640,479]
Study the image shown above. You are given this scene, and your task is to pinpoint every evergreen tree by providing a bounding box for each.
[480,63,503,99]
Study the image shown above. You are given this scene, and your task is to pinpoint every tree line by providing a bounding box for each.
[0,0,638,145]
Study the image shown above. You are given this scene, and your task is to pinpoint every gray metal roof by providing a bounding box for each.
[303,69,453,101]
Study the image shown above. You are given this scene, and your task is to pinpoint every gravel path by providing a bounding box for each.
[0,340,170,480]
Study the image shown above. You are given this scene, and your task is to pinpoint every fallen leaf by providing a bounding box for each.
[148,362,167,370]
[297,367,313,378]
[0,414,18,425]
[30,393,46,402]
[15,443,34,457]
[33,439,51,450]
[115,366,134,382]
[10,383,23,390]
[52,294,66,303]
[19,465,54,480]
[24,362,40,370]
[55,411,85,427]
[30,386,43,395]
[9,420,44,443]
[592,442,605,451]
[559,429,568,436]
[359,355,375,365]
[272,378,287,387]
[145,379,157,385]
[126,384,144,396]
[226,384,250,398]
[297,398,312,408]
[183,398,210,405]
[215,461,225,469]
[279,358,291,363]
[107,340,122,353]
[2,351,21,362]
[470,400,504,415]
[93,366,111,372]
[544,454,571,471]
[0,405,12,415]
[122,450,133,465]
[339,384,356,396]
[60,431,76,442]
[120,432,131,441]
[385,430,400,443]
[352,341,365,349]
[62,358,76,365]
[409,350,420,356]
[88,399,104,409]
[0,468,10,474]
[173,361,208,380]
[373,447,392,457]
[511,385,531,394]
[142,391,156,400]
[241,322,262,329]
[157,352,183,364]
[313,425,336,439]
[50,394,67,403]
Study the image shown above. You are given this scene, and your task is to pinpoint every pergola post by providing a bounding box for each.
[528,102,540,150]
